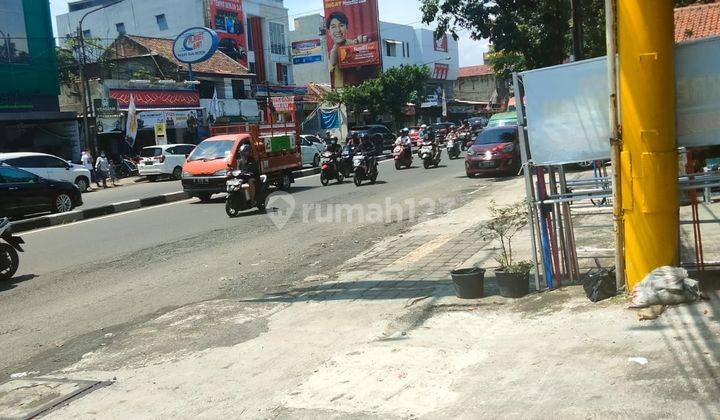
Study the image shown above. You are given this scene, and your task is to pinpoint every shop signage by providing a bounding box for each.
[109,89,200,108]
[292,39,323,65]
[173,27,220,64]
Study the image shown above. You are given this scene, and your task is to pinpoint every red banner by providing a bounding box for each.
[208,0,248,69]
[109,89,200,109]
[323,0,381,87]
[433,63,450,80]
[434,34,448,52]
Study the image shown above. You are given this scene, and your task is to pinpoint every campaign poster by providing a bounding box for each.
[323,0,381,88]
[208,0,248,68]
[434,33,448,52]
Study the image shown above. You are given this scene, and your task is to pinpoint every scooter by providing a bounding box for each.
[0,218,24,281]
[225,171,268,217]
[446,134,461,159]
[353,152,378,186]
[340,144,355,178]
[393,143,413,170]
[419,141,442,169]
[320,151,344,186]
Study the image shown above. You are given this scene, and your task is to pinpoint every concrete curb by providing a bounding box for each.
[10,154,393,233]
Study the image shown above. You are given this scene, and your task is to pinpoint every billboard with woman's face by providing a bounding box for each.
[323,0,381,88]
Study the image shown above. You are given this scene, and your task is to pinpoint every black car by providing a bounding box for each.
[350,125,396,152]
[0,164,82,218]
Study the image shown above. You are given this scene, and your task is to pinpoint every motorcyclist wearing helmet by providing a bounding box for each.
[396,128,413,159]
[323,130,337,150]
[237,142,260,203]
[359,133,378,167]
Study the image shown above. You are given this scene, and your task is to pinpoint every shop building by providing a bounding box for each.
[0,0,81,161]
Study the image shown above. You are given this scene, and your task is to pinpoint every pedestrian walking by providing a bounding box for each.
[81,149,99,188]
[95,151,110,188]
[108,159,118,187]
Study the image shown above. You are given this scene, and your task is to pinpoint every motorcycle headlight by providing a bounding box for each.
[214,169,229,177]
[181,171,192,178]
[231,170,242,177]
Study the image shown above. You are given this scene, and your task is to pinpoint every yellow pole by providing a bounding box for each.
[618,0,679,291]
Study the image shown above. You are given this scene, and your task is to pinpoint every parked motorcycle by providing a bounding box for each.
[340,144,355,178]
[446,135,461,159]
[353,153,378,186]
[225,171,268,217]
[393,144,413,170]
[419,141,442,169]
[0,218,24,281]
[320,151,344,186]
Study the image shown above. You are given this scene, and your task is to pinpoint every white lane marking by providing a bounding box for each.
[22,199,195,236]
[468,185,488,195]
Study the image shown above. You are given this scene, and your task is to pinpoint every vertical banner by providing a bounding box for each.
[323,0,381,88]
[208,0,248,68]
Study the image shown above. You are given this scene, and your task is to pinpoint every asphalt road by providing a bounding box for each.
[0,155,509,380]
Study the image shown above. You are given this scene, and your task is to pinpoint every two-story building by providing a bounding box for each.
[1,0,81,160]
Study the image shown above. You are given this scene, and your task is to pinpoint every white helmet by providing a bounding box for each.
[421,124,428,129]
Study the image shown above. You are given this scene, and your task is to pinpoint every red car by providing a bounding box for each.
[465,125,521,177]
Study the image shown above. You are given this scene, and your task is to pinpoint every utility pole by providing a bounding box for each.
[76,0,125,154]
[570,0,584,61]
[618,1,678,290]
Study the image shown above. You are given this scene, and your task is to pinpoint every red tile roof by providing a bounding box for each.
[675,2,720,42]
[125,35,250,77]
[458,65,493,78]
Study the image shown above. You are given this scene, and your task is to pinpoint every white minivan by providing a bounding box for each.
[138,144,196,181]
[0,152,92,192]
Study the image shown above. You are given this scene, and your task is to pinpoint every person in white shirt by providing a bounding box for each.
[95,151,110,188]
[81,150,99,188]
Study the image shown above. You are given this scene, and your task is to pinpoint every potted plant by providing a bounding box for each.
[479,200,533,298]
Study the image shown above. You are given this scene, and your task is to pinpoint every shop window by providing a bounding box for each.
[198,80,215,99]
[0,0,29,63]
[269,22,286,55]
[232,79,246,99]
[246,18,254,52]
[276,64,288,85]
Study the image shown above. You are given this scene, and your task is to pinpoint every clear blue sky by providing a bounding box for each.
[48,0,487,66]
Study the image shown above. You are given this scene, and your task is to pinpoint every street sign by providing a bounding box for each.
[173,27,219,64]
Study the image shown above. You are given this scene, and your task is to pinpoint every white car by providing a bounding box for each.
[300,138,321,168]
[300,135,326,153]
[138,144,196,181]
[0,152,92,192]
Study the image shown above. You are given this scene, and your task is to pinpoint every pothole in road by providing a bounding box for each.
[0,377,111,419]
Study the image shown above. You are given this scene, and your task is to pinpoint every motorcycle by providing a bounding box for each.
[419,141,442,169]
[393,143,413,170]
[353,152,378,186]
[0,218,24,281]
[340,144,355,178]
[320,151,344,186]
[225,171,268,217]
[446,134,461,160]
[457,131,471,150]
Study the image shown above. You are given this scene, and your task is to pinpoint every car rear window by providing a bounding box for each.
[474,127,517,145]
[141,147,163,158]
[188,140,235,161]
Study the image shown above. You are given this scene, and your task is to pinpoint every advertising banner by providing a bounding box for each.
[109,89,200,109]
[323,0,381,87]
[135,110,202,131]
[434,33,448,52]
[208,0,248,68]
[172,27,219,64]
[521,36,720,165]
[433,63,450,80]
[292,39,323,65]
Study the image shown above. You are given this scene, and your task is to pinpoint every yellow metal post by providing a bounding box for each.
[618,1,679,290]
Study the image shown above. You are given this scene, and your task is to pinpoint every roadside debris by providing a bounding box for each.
[628,357,649,366]
[636,305,667,321]
[630,266,706,309]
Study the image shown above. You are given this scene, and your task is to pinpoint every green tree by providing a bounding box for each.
[325,65,430,129]
[421,0,714,74]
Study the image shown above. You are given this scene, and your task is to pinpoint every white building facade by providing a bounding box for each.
[56,0,293,85]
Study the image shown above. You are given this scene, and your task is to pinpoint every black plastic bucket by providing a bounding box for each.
[495,271,529,298]
[450,267,486,299]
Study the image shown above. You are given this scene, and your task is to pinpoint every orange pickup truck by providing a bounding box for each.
[181,123,302,202]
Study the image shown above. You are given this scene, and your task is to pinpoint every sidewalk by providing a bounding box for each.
[4,177,720,418]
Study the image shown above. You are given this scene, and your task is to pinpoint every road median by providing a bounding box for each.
[11,154,392,233]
